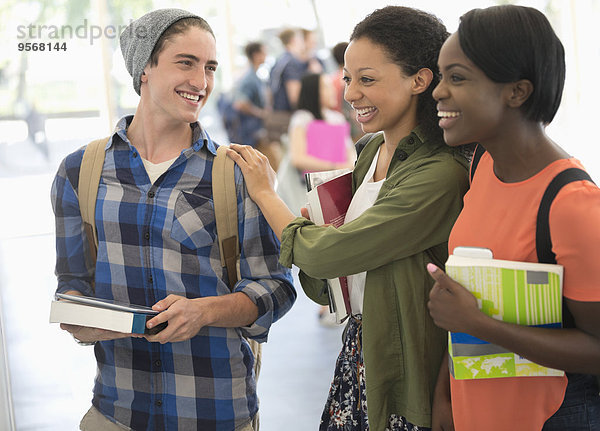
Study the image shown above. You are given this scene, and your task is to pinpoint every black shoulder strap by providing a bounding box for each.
[469,152,595,264]
[536,167,594,329]
[470,144,486,183]
[469,152,595,326]
[536,168,595,264]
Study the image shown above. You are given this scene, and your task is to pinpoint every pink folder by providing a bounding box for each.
[306,120,350,164]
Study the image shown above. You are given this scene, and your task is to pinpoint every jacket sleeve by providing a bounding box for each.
[298,270,329,305]
[279,156,469,280]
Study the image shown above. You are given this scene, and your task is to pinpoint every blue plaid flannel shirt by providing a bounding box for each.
[51,116,295,430]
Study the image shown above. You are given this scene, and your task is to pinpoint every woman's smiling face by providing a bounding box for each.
[343,37,418,142]
[433,32,508,147]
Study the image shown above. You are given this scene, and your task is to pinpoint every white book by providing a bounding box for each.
[49,294,166,335]
[305,168,352,192]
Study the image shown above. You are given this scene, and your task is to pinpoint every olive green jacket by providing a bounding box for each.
[279,126,469,429]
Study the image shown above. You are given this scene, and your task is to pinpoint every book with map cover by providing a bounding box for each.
[445,247,565,380]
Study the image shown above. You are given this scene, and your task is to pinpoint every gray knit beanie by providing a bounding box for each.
[120,8,201,95]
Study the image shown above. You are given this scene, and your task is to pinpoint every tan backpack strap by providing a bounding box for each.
[78,137,109,262]
[212,145,241,288]
[212,145,262,397]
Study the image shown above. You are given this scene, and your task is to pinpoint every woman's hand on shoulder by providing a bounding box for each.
[227,144,278,204]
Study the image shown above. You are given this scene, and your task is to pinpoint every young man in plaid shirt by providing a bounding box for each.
[51,9,295,430]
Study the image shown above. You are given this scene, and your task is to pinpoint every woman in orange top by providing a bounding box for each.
[426,5,600,431]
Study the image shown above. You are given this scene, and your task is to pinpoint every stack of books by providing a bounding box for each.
[305,169,353,324]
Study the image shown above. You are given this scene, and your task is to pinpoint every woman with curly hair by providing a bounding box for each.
[228,7,470,430]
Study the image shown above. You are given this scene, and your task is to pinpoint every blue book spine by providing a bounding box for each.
[131,314,147,334]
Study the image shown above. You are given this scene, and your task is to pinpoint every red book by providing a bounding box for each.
[305,170,353,323]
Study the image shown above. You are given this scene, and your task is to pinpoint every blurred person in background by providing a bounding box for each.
[269,28,306,112]
[231,41,283,172]
[330,42,347,113]
[301,28,325,74]
[275,71,355,228]
[264,28,306,165]
[229,41,269,148]
[289,72,355,174]
[331,41,363,141]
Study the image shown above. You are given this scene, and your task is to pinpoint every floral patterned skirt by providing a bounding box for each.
[319,315,430,431]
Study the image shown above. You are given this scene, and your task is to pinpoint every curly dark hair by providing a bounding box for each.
[350,6,448,137]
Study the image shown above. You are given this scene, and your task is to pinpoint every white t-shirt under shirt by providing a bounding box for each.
[344,146,384,315]
[142,156,178,184]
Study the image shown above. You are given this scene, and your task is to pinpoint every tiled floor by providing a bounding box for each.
[0,133,344,430]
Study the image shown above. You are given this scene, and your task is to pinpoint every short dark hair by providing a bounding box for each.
[458,5,565,124]
[297,73,323,120]
[244,42,264,60]
[332,42,348,67]
[350,6,448,135]
[150,17,214,66]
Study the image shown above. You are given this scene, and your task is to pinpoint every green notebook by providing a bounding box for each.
[445,247,565,380]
